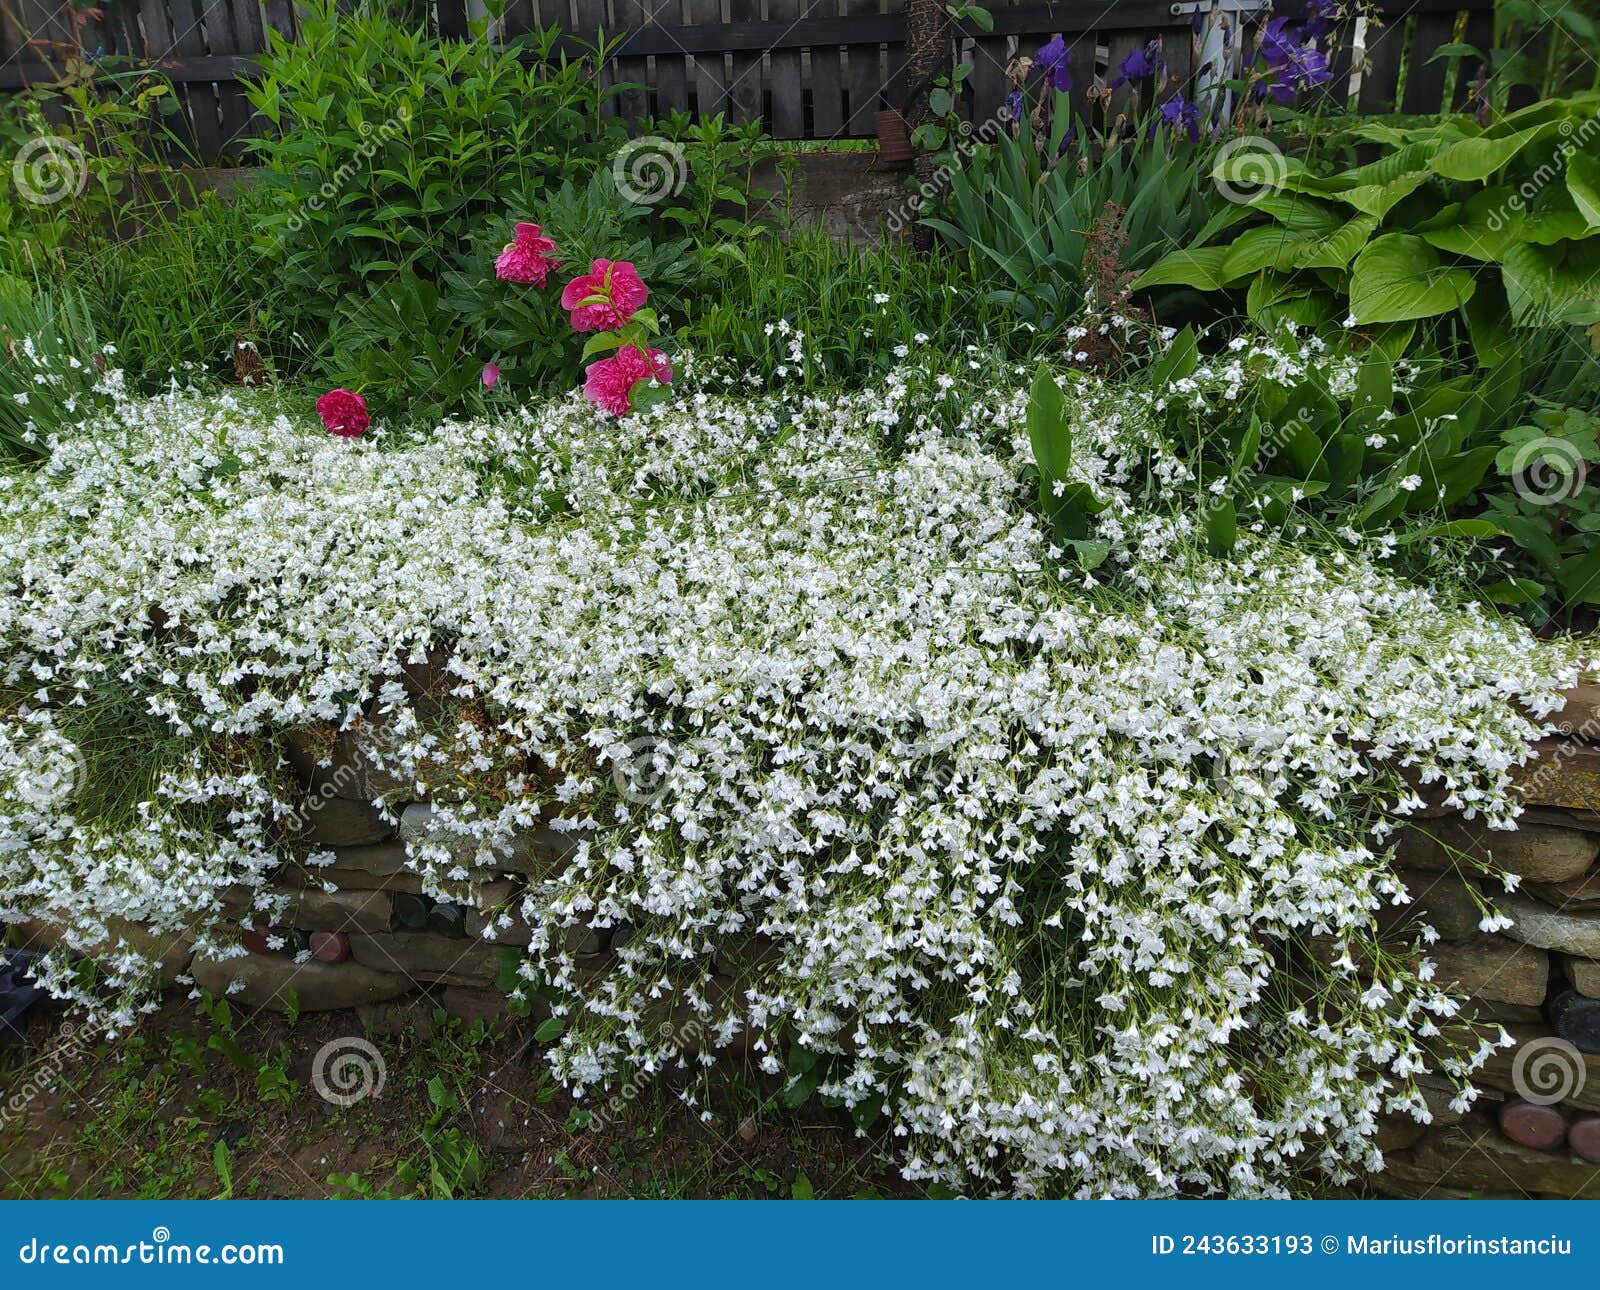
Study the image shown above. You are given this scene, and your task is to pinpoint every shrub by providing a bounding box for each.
[923,103,1225,338]
[243,1,627,380]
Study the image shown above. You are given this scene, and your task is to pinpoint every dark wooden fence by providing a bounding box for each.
[0,0,1493,161]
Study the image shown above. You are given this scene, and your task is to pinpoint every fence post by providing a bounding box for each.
[903,0,950,251]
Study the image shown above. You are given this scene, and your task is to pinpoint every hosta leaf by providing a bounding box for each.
[1419,187,1523,261]
[1349,233,1477,324]
[1566,149,1600,228]
[1133,246,1230,291]
[1502,240,1600,326]
[1431,125,1552,180]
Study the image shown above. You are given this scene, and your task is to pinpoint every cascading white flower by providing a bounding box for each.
[0,344,1585,1195]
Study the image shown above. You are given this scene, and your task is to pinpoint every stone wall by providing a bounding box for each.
[12,679,1600,1196]
[1374,683,1600,1198]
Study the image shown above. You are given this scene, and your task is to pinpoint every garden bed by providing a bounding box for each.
[1,349,1593,1197]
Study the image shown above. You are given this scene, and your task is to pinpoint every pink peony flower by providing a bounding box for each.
[315,388,369,438]
[582,346,672,417]
[482,362,500,390]
[561,259,648,332]
[494,222,560,286]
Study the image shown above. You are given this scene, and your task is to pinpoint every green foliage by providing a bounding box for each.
[70,187,283,390]
[672,226,1020,389]
[639,111,783,259]
[242,0,626,382]
[1490,0,1600,103]
[1138,95,1600,359]
[1024,363,1109,564]
[1160,334,1524,553]
[1480,399,1600,620]
[924,102,1222,334]
[0,55,194,279]
[431,172,693,413]
[0,277,107,464]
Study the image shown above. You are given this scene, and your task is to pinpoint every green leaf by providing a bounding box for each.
[1205,497,1237,557]
[580,334,624,361]
[1133,247,1230,292]
[1426,42,1486,63]
[1070,538,1112,569]
[1396,518,1503,543]
[1481,576,1545,606]
[534,1017,565,1043]
[1419,187,1523,261]
[1566,150,1600,228]
[1026,364,1071,502]
[1430,125,1550,181]
[495,946,523,992]
[1349,234,1477,324]
[1149,325,1199,389]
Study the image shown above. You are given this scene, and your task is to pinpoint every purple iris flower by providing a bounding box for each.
[1035,35,1074,93]
[1158,94,1201,142]
[1110,40,1165,88]
[1302,0,1341,39]
[1258,15,1333,102]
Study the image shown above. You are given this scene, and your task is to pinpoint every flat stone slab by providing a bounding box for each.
[297,796,395,847]
[348,931,503,987]
[1514,740,1600,812]
[15,916,194,985]
[1427,937,1550,1007]
[1474,1024,1600,1112]
[1500,891,1600,959]
[223,886,393,934]
[1394,819,1598,883]
[398,803,577,876]
[190,952,411,1012]
[1380,1119,1600,1198]
[1565,955,1600,997]
[1378,868,1484,943]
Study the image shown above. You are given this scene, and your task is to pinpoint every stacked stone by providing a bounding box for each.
[184,711,613,1028]
[1377,683,1600,1198]
[13,662,1600,1197]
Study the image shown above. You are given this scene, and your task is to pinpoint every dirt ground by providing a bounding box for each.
[0,995,917,1200]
